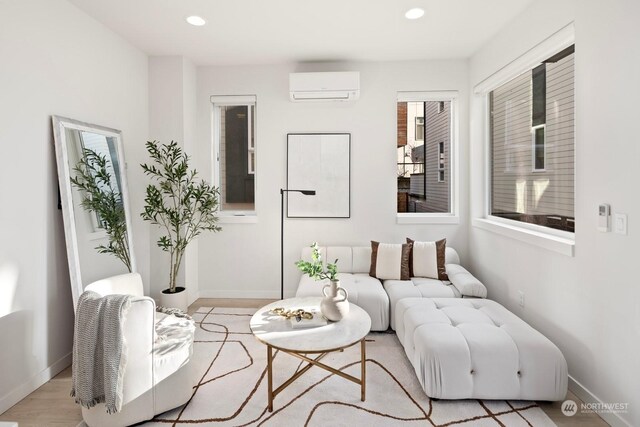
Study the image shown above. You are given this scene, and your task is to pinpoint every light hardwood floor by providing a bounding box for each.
[0,298,609,427]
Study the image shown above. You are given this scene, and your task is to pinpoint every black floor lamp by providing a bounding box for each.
[280,188,316,300]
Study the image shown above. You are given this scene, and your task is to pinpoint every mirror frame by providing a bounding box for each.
[52,116,136,308]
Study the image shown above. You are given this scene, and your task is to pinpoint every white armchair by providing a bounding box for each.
[79,273,195,427]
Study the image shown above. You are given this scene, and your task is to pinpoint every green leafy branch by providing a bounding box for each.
[295,242,339,282]
[70,148,132,271]
[141,140,222,293]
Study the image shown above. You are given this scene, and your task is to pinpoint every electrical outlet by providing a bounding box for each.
[518,291,525,308]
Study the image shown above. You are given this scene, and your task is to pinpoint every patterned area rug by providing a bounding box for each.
[142,307,556,427]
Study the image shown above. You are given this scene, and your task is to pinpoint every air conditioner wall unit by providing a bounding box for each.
[289,71,360,102]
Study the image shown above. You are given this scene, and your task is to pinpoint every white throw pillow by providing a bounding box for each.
[406,238,449,280]
[369,241,411,280]
[412,241,439,278]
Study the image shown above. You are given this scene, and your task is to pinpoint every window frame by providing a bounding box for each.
[396,90,459,224]
[210,95,258,223]
[247,105,255,175]
[472,23,575,256]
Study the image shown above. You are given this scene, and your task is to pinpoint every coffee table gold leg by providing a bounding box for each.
[361,339,366,401]
[267,345,273,412]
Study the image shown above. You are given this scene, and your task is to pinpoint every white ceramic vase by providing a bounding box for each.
[320,280,349,321]
[159,286,188,312]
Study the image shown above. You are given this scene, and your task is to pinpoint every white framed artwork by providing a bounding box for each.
[287,133,350,218]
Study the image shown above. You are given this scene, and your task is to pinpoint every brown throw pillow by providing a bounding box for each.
[406,238,449,281]
[369,241,412,280]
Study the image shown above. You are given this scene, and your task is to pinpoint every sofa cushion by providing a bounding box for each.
[369,241,411,280]
[384,278,460,330]
[300,246,373,274]
[295,272,389,331]
[407,238,448,280]
[446,264,487,298]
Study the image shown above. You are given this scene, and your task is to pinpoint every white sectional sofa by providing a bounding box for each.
[295,245,487,331]
[295,244,568,402]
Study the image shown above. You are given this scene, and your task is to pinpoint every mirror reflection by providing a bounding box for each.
[53,117,136,307]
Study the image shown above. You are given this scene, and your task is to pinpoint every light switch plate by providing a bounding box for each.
[614,213,627,235]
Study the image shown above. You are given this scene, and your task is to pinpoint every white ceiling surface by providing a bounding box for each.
[68,0,535,66]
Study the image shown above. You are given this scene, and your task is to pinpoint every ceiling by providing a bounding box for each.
[68,0,534,66]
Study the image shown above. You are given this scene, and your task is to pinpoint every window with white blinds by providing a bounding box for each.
[489,45,575,232]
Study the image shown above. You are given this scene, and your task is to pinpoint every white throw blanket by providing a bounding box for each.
[71,290,132,413]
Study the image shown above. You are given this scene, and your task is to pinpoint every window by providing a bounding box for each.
[438,141,445,182]
[489,45,574,232]
[415,117,424,141]
[532,125,545,171]
[211,95,256,214]
[397,92,455,215]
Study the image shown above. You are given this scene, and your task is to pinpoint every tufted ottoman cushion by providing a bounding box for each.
[396,298,568,401]
[384,277,460,330]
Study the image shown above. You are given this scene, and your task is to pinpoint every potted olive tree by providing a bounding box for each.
[141,140,221,311]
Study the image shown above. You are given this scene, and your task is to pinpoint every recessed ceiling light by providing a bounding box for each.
[186,16,206,26]
[405,8,425,20]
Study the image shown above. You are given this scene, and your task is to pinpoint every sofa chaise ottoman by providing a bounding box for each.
[295,245,486,331]
[395,298,568,401]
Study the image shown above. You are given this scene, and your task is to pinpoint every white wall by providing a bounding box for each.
[147,56,199,304]
[195,60,470,299]
[469,1,639,425]
[0,0,148,413]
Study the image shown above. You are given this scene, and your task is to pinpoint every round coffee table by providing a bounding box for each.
[250,297,371,412]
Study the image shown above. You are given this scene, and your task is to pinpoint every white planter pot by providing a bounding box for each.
[159,286,188,312]
[320,280,349,321]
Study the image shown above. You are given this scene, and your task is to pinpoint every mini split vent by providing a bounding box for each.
[289,71,360,102]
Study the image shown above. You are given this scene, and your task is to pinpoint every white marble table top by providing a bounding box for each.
[250,297,371,353]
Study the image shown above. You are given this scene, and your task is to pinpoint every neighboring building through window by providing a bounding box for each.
[397,95,452,213]
[211,95,256,213]
[489,45,574,232]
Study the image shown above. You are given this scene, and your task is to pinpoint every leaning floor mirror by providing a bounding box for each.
[52,116,136,309]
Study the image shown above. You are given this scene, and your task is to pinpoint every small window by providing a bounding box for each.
[438,141,445,182]
[397,94,454,214]
[415,117,424,141]
[532,125,545,171]
[532,64,546,127]
[211,95,256,213]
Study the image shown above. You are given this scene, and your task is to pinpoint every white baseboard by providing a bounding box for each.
[568,375,631,427]
[0,352,72,414]
[197,289,280,299]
